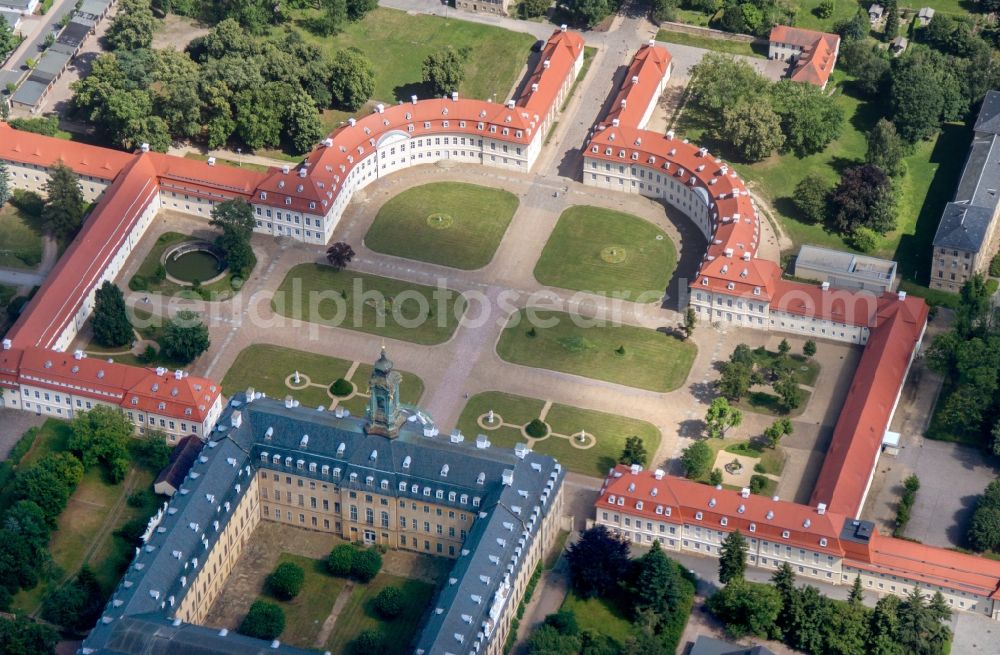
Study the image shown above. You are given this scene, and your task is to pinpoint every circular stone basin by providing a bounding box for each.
[164,245,227,284]
[427,213,454,229]
[600,245,628,264]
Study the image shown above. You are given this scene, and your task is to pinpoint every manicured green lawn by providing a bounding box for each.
[560,592,636,645]
[183,152,270,174]
[221,344,424,414]
[326,573,436,655]
[277,8,534,107]
[533,206,677,302]
[496,310,696,392]
[365,182,519,269]
[455,391,662,477]
[722,440,786,475]
[0,203,44,270]
[267,554,345,648]
[273,264,466,345]
[750,349,820,386]
[655,29,764,58]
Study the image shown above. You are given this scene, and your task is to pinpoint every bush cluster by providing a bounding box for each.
[892,475,920,537]
[330,378,353,397]
[326,543,382,582]
[525,419,549,438]
[266,562,305,601]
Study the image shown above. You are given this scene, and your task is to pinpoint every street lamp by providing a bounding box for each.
[236,147,242,167]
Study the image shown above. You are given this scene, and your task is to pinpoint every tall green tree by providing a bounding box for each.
[718,530,747,584]
[618,435,648,467]
[41,163,86,240]
[771,80,844,156]
[0,615,59,655]
[793,174,830,224]
[867,595,903,655]
[706,579,782,639]
[681,440,712,479]
[566,526,631,599]
[866,118,907,177]
[210,198,256,277]
[688,54,769,118]
[106,0,157,51]
[69,406,132,482]
[704,397,743,438]
[830,164,897,234]
[329,48,375,111]
[763,417,793,448]
[91,282,133,348]
[889,50,947,143]
[565,0,612,27]
[720,100,785,162]
[0,17,18,61]
[422,47,468,96]
[161,310,211,364]
[629,542,681,618]
[284,90,325,155]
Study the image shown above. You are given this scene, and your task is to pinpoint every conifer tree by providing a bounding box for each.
[718,530,748,584]
[91,282,133,348]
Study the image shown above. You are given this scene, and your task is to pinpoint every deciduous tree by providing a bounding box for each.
[422,47,467,96]
[681,440,712,479]
[763,417,793,448]
[0,162,10,207]
[771,80,844,157]
[720,101,784,162]
[830,164,896,234]
[704,397,742,438]
[69,406,132,482]
[706,579,782,639]
[210,198,256,277]
[326,242,356,271]
[284,90,325,155]
[866,118,907,177]
[106,0,156,51]
[793,174,830,224]
[373,586,402,619]
[329,48,375,111]
[618,435,648,467]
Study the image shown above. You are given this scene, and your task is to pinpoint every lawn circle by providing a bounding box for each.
[600,245,628,264]
[285,373,312,390]
[568,431,596,449]
[477,412,505,430]
[426,213,454,229]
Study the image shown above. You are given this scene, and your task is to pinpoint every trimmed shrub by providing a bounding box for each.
[990,252,1000,277]
[351,548,382,582]
[10,189,44,217]
[525,419,548,438]
[350,629,381,655]
[129,275,148,292]
[330,378,353,397]
[327,544,356,577]
[749,474,768,494]
[266,562,305,600]
[238,600,284,640]
[373,586,402,619]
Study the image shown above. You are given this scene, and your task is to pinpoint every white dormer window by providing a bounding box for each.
[260,192,267,200]
[820,538,828,547]
[636,501,643,510]
[720,517,728,527]
[749,523,756,533]
[284,198,291,205]
[695,511,703,520]
[782,530,790,539]
[608,495,616,504]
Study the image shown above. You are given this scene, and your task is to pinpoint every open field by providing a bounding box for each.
[365,182,519,270]
[455,391,662,477]
[326,573,437,655]
[533,206,677,301]
[275,8,534,109]
[0,203,44,270]
[496,310,696,392]
[221,344,425,415]
[274,264,466,345]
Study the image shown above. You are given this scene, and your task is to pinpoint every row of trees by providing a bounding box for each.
[563,526,695,653]
[150,0,378,36]
[710,532,953,655]
[925,275,999,451]
[72,14,376,153]
[969,479,1000,552]
[687,54,844,163]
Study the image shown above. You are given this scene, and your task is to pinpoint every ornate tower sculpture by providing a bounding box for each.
[365,347,404,437]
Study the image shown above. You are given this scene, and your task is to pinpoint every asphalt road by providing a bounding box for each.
[0,0,77,91]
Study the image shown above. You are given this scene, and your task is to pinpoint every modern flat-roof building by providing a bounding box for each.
[931,90,1000,291]
[81,351,566,655]
[793,244,897,294]
[767,26,840,89]
[0,0,39,15]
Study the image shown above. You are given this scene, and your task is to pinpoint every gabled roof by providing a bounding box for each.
[974,90,1000,135]
[154,436,205,493]
[768,26,840,87]
[809,295,928,516]
[933,202,993,251]
[600,42,671,130]
[0,122,133,181]
[863,533,1000,599]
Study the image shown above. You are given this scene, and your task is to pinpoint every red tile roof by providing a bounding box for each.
[7,346,221,422]
[600,43,671,130]
[0,123,134,181]
[517,28,585,118]
[600,465,847,556]
[809,296,928,517]
[768,26,840,88]
[863,533,1000,598]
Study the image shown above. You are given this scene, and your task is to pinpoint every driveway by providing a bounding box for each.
[0,0,77,91]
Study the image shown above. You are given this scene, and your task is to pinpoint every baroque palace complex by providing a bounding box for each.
[0,25,997,655]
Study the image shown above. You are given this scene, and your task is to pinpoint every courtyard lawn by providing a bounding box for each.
[455,391,662,477]
[183,152,270,174]
[533,206,677,302]
[278,8,534,107]
[750,349,820,386]
[273,264,466,345]
[269,554,345,648]
[221,344,424,414]
[129,231,253,300]
[655,30,764,58]
[496,310,696,392]
[0,203,44,270]
[560,592,636,645]
[365,182,519,269]
[735,388,812,418]
[325,573,436,655]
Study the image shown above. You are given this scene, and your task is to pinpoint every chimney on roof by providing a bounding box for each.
[375,103,385,113]
[322,138,333,147]
[206,157,216,166]
[543,59,550,69]
[506,99,515,109]
[451,91,458,101]
[666,129,674,140]
[140,143,150,153]
[898,290,907,301]
[299,168,307,178]
[281,165,290,175]
[560,23,567,31]
[156,366,166,376]
[612,118,620,127]
[817,502,827,515]
[648,38,655,47]
[73,350,83,360]
[174,369,182,380]
[654,468,664,480]
[740,487,750,498]
[631,75,638,85]
[410,95,418,105]
[629,463,640,475]
[531,83,538,92]
[620,99,627,109]
[821,281,830,291]
[1,339,9,350]
[347,118,356,127]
